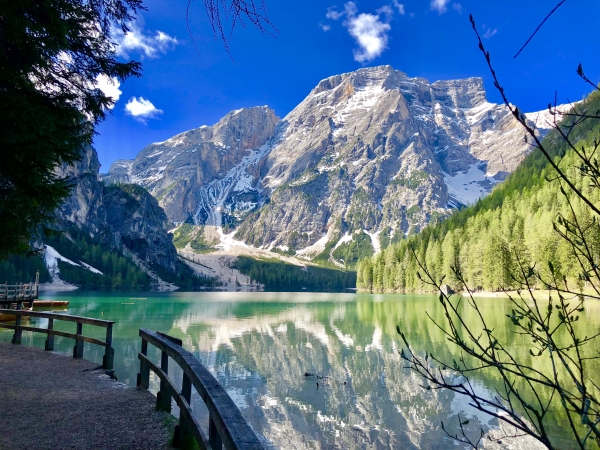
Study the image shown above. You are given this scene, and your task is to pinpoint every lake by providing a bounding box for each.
[2,291,598,449]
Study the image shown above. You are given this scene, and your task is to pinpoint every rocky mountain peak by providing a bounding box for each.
[311,65,406,96]
[106,65,568,267]
[105,105,280,225]
[212,106,279,151]
[430,77,487,109]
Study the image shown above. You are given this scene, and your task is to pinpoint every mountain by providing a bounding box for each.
[40,146,216,290]
[106,65,560,267]
[355,91,596,293]
[106,106,279,228]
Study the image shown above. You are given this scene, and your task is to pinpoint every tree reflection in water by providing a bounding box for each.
[3,292,589,448]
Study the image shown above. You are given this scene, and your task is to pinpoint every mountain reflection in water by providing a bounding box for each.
[5,292,592,449]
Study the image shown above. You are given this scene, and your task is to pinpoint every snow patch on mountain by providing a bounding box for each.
[443,164,498,207]
[364,229,382,255]
[464,101,496,126]
[44,245,79,269]
[44,245,103,283]
[342,85,384,113]
[194,131,280,226]
[331,232,353,253]
[296,234,329,259]
[525,102,578,134]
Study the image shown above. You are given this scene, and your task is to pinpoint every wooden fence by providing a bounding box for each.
[0,272,39,304]
[138,329,263,450]
[0,309,115,370]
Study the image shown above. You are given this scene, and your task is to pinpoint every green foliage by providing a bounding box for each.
[232,256,356,292]
[331,231,374,268]
[150,258,220,291]
[46,230,151,291]
[346,188,379,231]
[105,182,149,199]
[155,181,178,202]
[379,227,393,250]
[0,254,51,284]
[0,0,142,258]
[390,170,429,189]
[406,205,421,221]
[172,224,214,253]
[173,223,195,249]
[358,91,600,293]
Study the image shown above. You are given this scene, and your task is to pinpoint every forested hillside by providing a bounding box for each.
[0,255,51,285]
[232,256,356,292]
[46,231,152,290]
[357,91,600,292]
[45,230,220,291]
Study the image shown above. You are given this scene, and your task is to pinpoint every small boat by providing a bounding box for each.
[32,300,69,308]
[0,307,32,323]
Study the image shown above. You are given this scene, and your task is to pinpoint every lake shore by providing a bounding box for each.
[356,287,595,300]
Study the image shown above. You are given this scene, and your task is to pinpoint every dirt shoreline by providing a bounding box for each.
[0,343,175,449]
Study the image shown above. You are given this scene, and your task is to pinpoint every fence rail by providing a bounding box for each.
[138,329,263,450]
[0,272,40,304]
[0,309,115,370]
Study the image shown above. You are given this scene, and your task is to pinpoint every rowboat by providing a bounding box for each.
[32,300,69,308]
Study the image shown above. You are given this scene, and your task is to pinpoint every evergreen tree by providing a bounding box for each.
[0,0,142,258]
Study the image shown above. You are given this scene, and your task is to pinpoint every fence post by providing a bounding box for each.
[103,323,114,370]
[177,373,193,446]
[12,303,22,344]
[209,416,222,450]
[157,350,171,412]
[72,321,84,359]
[137,337,150,389]
[45,318,54,351]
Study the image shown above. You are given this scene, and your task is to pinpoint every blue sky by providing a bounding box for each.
[94,0,600,171]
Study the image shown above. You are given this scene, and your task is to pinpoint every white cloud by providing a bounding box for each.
[482,24,498,39]
[95,74,122,108]
[430,0,450,14]
[325,2,392,64]
[112,20,178,59]
[376,5,394,20]
[124,97,163,123]
[320,22,331,32]
[393,1,406,15]
[347,13,391,63]
[325,6,345,20]
[452,3,462,13]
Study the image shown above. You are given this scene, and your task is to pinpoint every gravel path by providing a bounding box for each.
[0,343,175,450]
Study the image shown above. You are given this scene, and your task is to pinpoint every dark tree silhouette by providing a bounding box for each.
[0,0,273,259]
[0,0,143,258]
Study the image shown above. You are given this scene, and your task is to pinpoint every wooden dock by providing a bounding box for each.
[33,300,69,308]
[0,271,39,307]
[0,273,69,321]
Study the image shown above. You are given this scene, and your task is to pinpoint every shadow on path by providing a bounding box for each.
[0,343,175,450]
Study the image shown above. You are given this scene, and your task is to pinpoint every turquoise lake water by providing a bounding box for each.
[2,291,598,449]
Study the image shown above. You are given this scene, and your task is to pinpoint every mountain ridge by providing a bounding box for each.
[105,65,564,268]
[355,90,599,292]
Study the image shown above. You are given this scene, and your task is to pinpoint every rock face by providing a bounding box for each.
[106,65,558,263]
[53,146,181,284]
[106,106,280,229]
[55,146,108,236]
[103,184,179,274]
